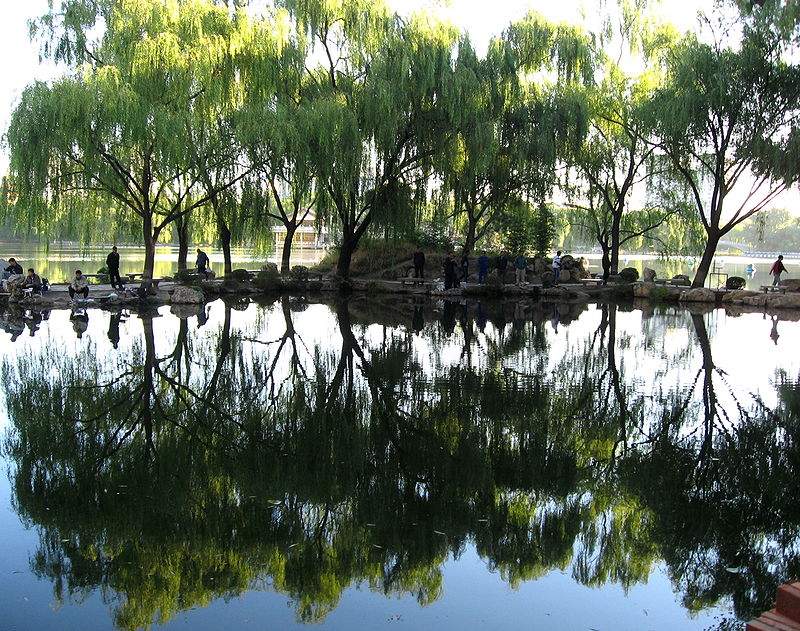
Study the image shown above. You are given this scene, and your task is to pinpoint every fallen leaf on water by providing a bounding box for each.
[433,530,446,536]
[725,567,743,574]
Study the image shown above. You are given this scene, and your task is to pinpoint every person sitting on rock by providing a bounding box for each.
[22,268,42,292]
[2,257,23,280]
[196,248,211,279]
[69,270,89,299]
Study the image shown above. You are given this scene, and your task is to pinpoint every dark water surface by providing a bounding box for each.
[2,295,799,631]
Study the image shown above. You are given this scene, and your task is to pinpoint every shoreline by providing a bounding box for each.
[2,277,800,319]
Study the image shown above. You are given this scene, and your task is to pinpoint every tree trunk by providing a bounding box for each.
[601,244,612,283]
[463,211,477,255]
[281,223,297,274]
[218,214,232,276]
[336,232,356,278]
[691,230,722,288]
[610,211,622,274]
[142,217,156,281]
[176,215,189,271]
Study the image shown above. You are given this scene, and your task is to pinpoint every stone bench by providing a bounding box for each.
[80,273,108,282]
[579,277,604,285]
[399,277,436,287]
[760,285,787,294]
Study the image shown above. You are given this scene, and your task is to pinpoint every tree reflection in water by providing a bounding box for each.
[1,296,799,629]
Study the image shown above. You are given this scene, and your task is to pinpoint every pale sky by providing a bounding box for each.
[8,0,796,217]
[0,0,717,165]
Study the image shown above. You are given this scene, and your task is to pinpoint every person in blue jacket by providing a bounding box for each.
[478,251,490,283]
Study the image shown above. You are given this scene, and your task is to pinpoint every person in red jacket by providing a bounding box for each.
[770,255,788,286]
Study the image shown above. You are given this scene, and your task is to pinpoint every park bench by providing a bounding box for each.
[138,278,164,289]
[80,273,108,283]
[760,285,787,294]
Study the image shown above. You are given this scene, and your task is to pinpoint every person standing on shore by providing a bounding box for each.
[443,252,458,290]
[514,253,527,285]
[478,251,490,283]
[413,247,425,278]
[106,246,122,289]
[196,248,210,279]
[770,255,787,286]
[497,252,508,283]
[460,252,469,286]
[552,250,562,286]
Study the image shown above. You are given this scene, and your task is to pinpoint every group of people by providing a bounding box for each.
[411,248,564,290]
[2,258,44,293]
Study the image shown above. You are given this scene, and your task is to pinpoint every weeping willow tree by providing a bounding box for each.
[238,98,322,274]
[648,28,800,288]
[569,6,692,281]
[276,0,467,277]
[436,13,594,255]
[6,0,292,280]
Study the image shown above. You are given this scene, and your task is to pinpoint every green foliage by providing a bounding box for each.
[531,204,556,254]
[228,269,251,282]
[253,265,281,291]
[502,202,536,255]
[174,269,201,284]
[726,276,746,290]
[289,265,309,282]
[619,267,639,282]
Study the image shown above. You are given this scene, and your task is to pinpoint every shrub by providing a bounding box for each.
[619,267,640,282]
[254,265,281,291]
[290,265,309,282]
[228,268,251,282]
[650,285,674,302]
[174,269,200,284]
[726,276,746,290]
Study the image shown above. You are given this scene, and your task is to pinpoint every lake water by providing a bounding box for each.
[2,296,799,631]
[0,241,324,284]
[1,240,796,289]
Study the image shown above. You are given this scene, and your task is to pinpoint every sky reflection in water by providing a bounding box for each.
[1,295,799,631]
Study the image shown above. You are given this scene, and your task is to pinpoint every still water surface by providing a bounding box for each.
[1,295,799,630]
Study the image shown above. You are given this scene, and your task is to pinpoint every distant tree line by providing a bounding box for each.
[4,0,800,287]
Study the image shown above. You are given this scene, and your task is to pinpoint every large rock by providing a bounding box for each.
[633,282,652,298]
[781,278,800,292]
[642,267,657,282]
[767,294,800,309]
[679,287,716,303]
[740,294,768,307]
[721,290,761,304]
[170,286,204,304]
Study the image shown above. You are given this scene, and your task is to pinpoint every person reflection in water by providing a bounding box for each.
[22,309,43,337]
[197,305,209,328]
[476,301,486,332]
[770,315,780,345]
[107,311,126,349]
[551,304,560,333]
[441,300,457,335]
[70,308,89,339]
[412,305,424,333]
